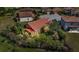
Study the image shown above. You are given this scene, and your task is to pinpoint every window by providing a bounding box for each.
[71,22,73,25]
[70,22,79,26]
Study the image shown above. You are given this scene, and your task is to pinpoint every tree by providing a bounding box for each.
[55,40,64,51]
[49,20,60,33]
[0,7,6,16]
[6,8,16,16]
[12,22,24,34]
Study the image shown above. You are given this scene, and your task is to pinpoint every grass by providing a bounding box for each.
[66,33,79,52]
[14,47,46,52]
[0,35,47,52]
[0,16,15,32]
[0,35,14,52]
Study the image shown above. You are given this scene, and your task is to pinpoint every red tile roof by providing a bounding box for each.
[25,28,34,33]
[18,11,35,18]
[27,18,50,32]
[62,16,79,22]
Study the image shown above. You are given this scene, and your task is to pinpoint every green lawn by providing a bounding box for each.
[0,16,15,32]
[66,33,79,52]
[14,47,47,52]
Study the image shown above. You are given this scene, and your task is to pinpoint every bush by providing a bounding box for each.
[57,29,66,40]
[27,39,37,48]
[0,34,16,52]
[55,40,64,51]
[12,22,24,34]
[49,20,60,33]
[27,34,60,50]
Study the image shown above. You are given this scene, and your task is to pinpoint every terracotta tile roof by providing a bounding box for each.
[28,18,50,31]
[25,28,34,33]
[18,11,35,18]
[62,16,79,22]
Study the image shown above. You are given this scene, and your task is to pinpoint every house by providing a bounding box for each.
[63,7,79,16]
[25,18,52,37]
[72,8,79,16]
[41,7,51,13]
[52,7,63,13]
[18,7,33,12]
[39,13,61,21]
[16,11,35,22]
[40,8,62,21]
[64,7,75,16]
[61,16,79,31]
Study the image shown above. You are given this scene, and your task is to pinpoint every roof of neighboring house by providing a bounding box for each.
[41,7,51,12]
[27,18,50,32]
[18,11,35,18]
[52,8,63,13]
[62,16,79,22]
[39,13,61,21]
[64,7,72,10]
[18,8,33,12]
[69,26,79,28]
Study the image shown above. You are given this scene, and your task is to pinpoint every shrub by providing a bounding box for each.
[49,20,59,31]
[12,22,24,34]
[57,29,66,40]
[55,40,64,51]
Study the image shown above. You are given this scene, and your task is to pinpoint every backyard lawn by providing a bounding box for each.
[0,16,15,32]
[14,47,47,52]
[66,33,79,52]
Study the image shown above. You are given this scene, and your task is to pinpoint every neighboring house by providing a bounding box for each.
[39,13,61,21]
[63,7,79,16]
[52,7,63,13]
[18,7,33,12]
[25,18,52,37]
[16,11,35,22]
[41,7,51,13]
[72,9,79,16]
[61,16,79,31]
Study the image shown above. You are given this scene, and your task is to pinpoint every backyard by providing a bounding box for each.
[0,16,47,52]
[0,16,66,52]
